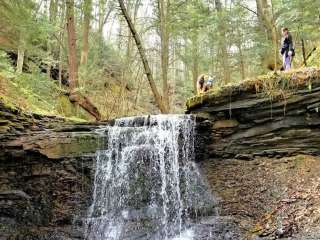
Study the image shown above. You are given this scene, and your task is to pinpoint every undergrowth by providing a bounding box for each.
[0,50,90,120]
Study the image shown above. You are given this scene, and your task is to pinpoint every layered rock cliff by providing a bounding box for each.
[190,68,320,160]
[0,100,106,239]
[189,68,320,239]
[1,67,320,239]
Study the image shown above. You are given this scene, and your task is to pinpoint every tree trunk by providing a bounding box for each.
[118,0,167,113]
[301,38,307,66]
[98,0,106,37]
[237,42,246,79]
[256,0,279,70]
[47,0,58,79]
[16,44,24,74]
[58,0,65,87]
[66,0,78,91]
[158,0,170,112]
[215,0,231,84]
[191,34,199,94]
[80,0,92,65]
[66,0,101,121]
[98,0,113,41]
[125,0,141,69]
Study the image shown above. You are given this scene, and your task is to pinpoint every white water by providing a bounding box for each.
[85,115,215,240]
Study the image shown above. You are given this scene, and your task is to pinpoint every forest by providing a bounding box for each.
[2,1,320,239]
[0,0,320,121]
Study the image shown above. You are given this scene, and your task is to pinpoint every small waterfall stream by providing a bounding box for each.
[85,115,233,240]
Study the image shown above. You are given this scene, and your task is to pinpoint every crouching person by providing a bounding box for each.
[205,76,215,92]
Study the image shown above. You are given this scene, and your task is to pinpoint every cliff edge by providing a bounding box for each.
[189,68,320,239]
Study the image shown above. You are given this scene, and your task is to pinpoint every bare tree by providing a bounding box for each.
[256,0,279,69]
[16,42,25,74]
[80,0,92,65]
[66,0,78,90]
[215,0,231,84]
[118,0,168,113]
[190,33,199,93]
[66,0,101,120]
[158,0,170,112]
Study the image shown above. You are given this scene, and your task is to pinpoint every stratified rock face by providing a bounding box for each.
[0,101,108,239]
[189,68,320,160]
[2,67,320,240]
[189,68,320,239]
[0,129,107,239]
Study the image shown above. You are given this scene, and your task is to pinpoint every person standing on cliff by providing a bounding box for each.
[280,27,295,71]
[197,74,206,94]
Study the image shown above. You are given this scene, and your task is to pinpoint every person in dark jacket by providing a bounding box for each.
[197,74,206,94]
[280,27,295,71]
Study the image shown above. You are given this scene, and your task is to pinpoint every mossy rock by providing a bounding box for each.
[186,68,320,110]
[38,133,105,159]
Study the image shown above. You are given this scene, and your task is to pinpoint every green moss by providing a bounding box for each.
[0,71,91,121]
[64,116,89,124]
[56,95,93,121]
[186,68,320,110]
[57,95,76,117]
[41,133,103,158]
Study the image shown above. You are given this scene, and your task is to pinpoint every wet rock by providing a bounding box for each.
[0,101,107,239]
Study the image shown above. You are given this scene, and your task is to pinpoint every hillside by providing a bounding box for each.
[0,50,154,121]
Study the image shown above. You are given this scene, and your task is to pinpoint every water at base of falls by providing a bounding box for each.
[84,115,228,240]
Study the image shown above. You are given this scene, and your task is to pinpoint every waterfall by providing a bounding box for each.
[85,115,216,240]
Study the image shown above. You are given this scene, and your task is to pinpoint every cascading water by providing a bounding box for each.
[85,115,221,240]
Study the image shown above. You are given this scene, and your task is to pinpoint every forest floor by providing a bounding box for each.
[0,72,91,122]
[200,155,320,240]
[0,49,156,121]
[0,70,150,122]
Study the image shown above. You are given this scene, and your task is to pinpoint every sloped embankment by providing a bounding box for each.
[189,68,320,239]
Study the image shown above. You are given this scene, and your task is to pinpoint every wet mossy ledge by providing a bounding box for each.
[190,67,320,160]
[187,67,320,112]
[0,97,109,158]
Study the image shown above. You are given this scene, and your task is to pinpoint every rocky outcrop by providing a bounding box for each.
[189,68,320,239]
[2,66,320,240]
[190,68,320,160]
[0,100,107,239]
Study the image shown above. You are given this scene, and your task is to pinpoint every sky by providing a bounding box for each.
[103,0,258,43]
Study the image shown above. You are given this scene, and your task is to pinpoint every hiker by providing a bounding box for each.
[197,74,206,94]
[204,75,215,92]
[280,27,295,71]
